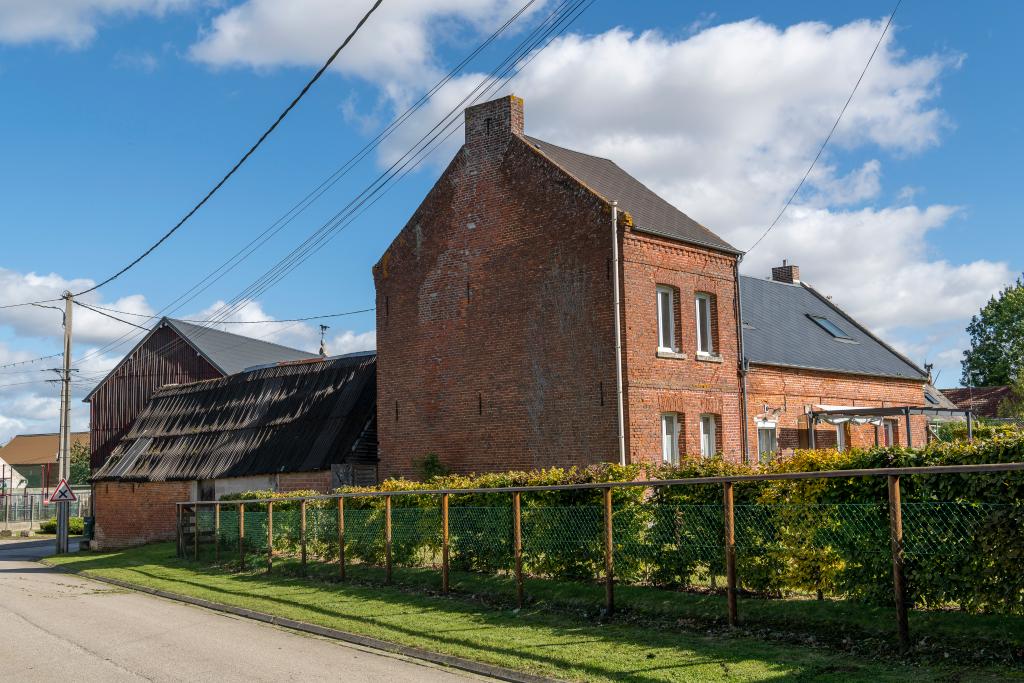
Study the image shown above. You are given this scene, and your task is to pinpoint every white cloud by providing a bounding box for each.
[189,0,543,97]
[329,330,376,356]
[0,0,191,48]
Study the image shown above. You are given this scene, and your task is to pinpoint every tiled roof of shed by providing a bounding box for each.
[525,136,739,254]
[740,276,927,381]
[92,353,377,482]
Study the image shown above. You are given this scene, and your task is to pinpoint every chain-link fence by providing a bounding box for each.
[176,462,1024,651]
[1,492,90,526]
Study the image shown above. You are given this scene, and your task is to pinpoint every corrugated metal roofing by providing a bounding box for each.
[93,354,377,482]
[740,276,927,381]
[524,135,740,254]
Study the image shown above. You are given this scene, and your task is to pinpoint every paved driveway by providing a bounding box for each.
[0,538,479,682]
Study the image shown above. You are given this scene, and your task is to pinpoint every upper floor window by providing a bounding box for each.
[699,414,717,458]
[656,286,677,352]
[695,293,714,355]
[661,413,680,465]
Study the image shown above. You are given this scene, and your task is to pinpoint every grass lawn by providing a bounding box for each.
[44,543,1022,682]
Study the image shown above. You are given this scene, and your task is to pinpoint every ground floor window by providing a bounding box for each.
[661,413,680,465]
[883,420,895,447]
[757,422,777,462]
[699,414,717,458]
[836,424,848,452]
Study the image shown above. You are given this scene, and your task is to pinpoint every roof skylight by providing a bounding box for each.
[808,315,853,340]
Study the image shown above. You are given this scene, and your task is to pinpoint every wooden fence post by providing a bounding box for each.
[239,503,246,571]
[723,481,738,627]
[338,497,346,580]
[300,499,308,576]
[513,491,524,609]
[603,487,614,616]
[441,493,450,595]
[193,504,199,561]
[384,495,393,584]
[214,503,221,563]
[888,475,910,652]
[267,501,274,573]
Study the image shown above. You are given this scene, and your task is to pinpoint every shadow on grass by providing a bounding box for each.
[50,543,1023,681]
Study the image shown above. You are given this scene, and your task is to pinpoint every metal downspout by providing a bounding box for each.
[735,257,750,463]
[611,201,627,466]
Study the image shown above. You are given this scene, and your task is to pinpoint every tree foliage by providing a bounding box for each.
[69,441,90,485]
[961,277,1024,387]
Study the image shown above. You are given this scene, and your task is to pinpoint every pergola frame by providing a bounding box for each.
[807,406,973,448]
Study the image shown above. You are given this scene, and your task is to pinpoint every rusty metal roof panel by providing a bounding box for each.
[93,353,377,482]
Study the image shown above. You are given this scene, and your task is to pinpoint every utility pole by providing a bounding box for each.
[55,290,73,554]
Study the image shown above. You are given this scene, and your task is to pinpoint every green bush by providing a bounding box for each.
[38,517,84,534]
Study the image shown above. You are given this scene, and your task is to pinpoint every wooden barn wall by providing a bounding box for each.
[88,327,221,470]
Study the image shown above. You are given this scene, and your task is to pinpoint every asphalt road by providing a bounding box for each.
[0,538,479,682]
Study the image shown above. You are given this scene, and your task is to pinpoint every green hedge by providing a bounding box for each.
[38,516,84,534]
[215,434,1024,614]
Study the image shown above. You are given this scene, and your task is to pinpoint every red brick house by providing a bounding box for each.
[374,95,941,474]
[374,95,743,476]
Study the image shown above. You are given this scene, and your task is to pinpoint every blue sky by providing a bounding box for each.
[0,0,1020,439]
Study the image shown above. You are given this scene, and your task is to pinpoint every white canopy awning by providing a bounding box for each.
[812,405,884,426]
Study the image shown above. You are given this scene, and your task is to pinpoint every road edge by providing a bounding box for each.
[41,561,559,683]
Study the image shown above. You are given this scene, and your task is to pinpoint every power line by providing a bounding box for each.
[0,298,62,310]
[746,0,901,254]
[73,0,385,298]
[74,301,150,331]
[80,302,375,324]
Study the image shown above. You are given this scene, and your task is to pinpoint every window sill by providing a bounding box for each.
[696,353,723,363]
[656,349,687,360]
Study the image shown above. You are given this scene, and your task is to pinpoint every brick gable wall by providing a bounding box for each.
[93,480,194,550]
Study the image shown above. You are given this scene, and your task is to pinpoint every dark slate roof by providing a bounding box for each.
[524,135,739,254]
[940,385,1013,418]
[92,353,377,482]
[924,383,959,410]
[83,317,318,401]
[164,318,317,375]
[740,276,927,381]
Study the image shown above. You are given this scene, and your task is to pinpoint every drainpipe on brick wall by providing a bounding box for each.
[735,256,750,463]
[611,201,627,466]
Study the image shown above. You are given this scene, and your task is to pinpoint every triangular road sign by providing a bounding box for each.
[48,479,77,504]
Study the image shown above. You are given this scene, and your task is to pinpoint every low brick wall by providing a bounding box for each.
[93,480,194,550]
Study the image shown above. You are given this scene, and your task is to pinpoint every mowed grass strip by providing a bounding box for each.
[44,543,1019,683]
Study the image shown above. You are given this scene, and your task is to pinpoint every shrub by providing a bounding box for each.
[38,517,84,534]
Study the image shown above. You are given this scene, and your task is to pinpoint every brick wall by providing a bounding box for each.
[375,96,620,478]
[746,364,929,461]
[276,470,332,493]
[93,480,193,550]
[621,231,743,464]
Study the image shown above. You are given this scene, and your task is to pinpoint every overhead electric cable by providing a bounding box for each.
[746,0,901,253]
[74,300,151,331]
[73,0,385,297]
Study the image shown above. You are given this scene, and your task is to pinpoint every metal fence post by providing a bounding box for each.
[603,487,614,616]
[239,503,246,571]
[441,493,450,595]
[193,504,199,561]
[513,491,524,609]
[384,495,393,584]
[176,504,183,558]
[300,499,308,576]
[267,501,274,573]
[338,497,346,580]
[888,475,910,651]
[723,481,738,627]
[214,503,221,563]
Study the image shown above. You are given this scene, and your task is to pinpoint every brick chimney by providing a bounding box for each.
[771,260,800,284]
[464,95,524,149]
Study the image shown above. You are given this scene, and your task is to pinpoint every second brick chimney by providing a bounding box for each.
[771,260,800,284]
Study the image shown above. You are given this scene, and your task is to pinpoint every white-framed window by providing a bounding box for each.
[757,422,778,462]
[836,424,847,452]
[883,421,895,447]
[699,414,717,458]
[656,286,676,352]
[695,293,713,355]
[661,413,679,465]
